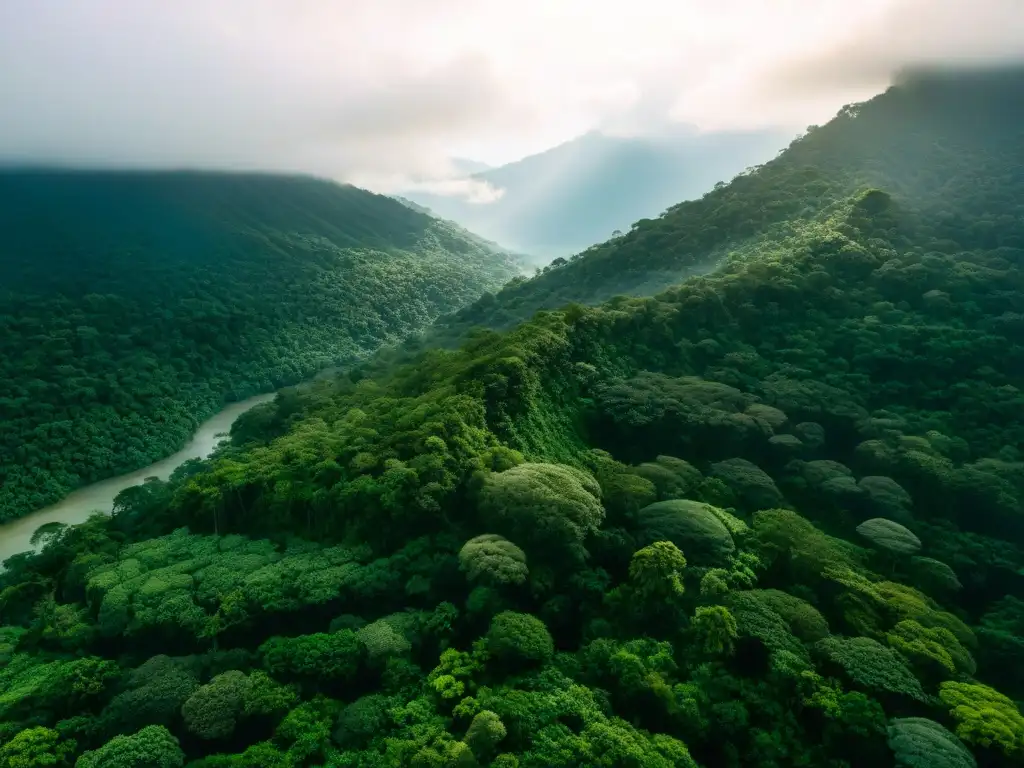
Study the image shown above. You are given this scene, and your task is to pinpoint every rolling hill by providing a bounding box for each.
[405,126,789,262]
[0,170,521,521]
[429,66,1024,342]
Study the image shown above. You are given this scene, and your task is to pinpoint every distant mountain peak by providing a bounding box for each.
[448,157,493,176]
[432,63,1024,338]
[405,127,789,263]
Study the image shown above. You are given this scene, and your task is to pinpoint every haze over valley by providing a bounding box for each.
[402,126,791,263]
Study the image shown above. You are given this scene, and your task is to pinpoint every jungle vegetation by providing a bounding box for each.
[1,66,1023,767]
[428,65,1024,344]
[0,171,520,521]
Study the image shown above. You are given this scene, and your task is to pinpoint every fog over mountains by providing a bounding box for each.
[404,126,789,262]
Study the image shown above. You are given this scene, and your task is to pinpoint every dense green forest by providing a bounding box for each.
[430,66,1024,343]
[2,66,1024,767]
[0,171,520,521]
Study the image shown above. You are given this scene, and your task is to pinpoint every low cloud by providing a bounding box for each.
[0,1,1021,187]
[718,0,1024,129]
[0,2,514,182]
[402,178,506,205]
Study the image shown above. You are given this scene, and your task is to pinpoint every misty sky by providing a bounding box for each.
[1,0,1021,196]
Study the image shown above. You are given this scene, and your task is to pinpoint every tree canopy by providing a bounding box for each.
[0,171,520,522]
[1,65,1024,768]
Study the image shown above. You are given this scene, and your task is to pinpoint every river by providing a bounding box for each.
[0,392,276,564]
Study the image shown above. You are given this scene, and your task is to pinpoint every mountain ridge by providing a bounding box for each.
[405,126,789,261]
[0,169,521,521]
[424,65,1024,344]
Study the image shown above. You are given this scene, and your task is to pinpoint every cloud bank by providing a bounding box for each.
[0,0,1020,194]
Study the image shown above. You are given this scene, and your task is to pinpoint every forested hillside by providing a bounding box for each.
[2,67,1024,767]
[0,171,520,521]
[431,66,1024,342]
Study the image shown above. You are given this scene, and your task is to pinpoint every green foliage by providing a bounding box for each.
[704,506,750,539]
[815,636,928,702]
[751,508,865,580]
[458,534,529,586]
[242,671,297,719]
[699,570,731,599]
[428,647,487,701]
[887,717,976,768]
[976,596,1024,699]
[2,67,1024,768]
[744,589,829,642]
[333,694,395,750]
[692,606,739,655]
[859,476,914,521]
[487,612,555,667]
[886,620,975,679]
[635,500,736,566]
[464,710,507,759]
[99,655,198,734]
[908,556,962,594]
[633,456,703,501]
[79,530,377,642]
[856,518,923,555]
[591,374,769,464]
[579,636,677,717]
[76,726,184,768]
[273,697,339,764]
[479,463,603,562]
[822,567,976,648]
[259,631,365,684]
[181,671,252,740]
[939,681,1024,756]
[0,727,74,768]
[0,171,520,522]
[582,452,658,524]
[628,541,687,602]
[357,617,413,661]
[709,458,784,511]
[727,590,807,660]
[0,654,117,726]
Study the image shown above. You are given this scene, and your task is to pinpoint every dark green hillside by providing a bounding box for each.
[433,66,1024,340]
[0,170,520,521]
[2,67,1024,767]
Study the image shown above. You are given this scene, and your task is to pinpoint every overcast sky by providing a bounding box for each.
[1,0,1021,194]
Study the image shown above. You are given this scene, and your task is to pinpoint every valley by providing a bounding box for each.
[0,393,273,564]
[404,126,788,262]
[0,171,521,524]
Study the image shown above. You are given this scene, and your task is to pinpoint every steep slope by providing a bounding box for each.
[392,194,531,262]
[0,170,520,521]
[3,66,1024,768]
[406,127,788,262]
[432,66,1024,340]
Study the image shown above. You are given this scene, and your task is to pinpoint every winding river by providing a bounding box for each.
[0,393,276,564]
